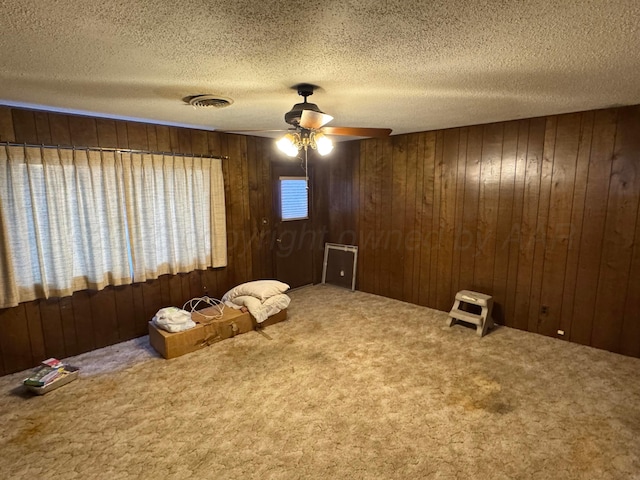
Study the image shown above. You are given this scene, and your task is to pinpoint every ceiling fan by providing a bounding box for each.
[229,84,392,157]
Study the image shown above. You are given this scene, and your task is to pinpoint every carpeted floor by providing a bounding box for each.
[1,284,639,479]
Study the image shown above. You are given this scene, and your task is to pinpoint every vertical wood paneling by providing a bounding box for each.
[259,139,274,280]
[255,140,269,281]
[622,205,640,357]
[34,112,52,144]
[11,110,39,144]
[191,130,208,156]
[474,123,503,297]
[435,129,459,311]
[48,113,72,145]
[351,142,361,279]
[538,114,581,337]
[39,299,67,359]
[558,112,594,338]
[146,125,159,151]
[114,285,137,340]
[141,280,163,325]
[115,121,129,148]
[503,120,530,327]
[329,142,358,244]
[24,302,46,363]
[177,128,192,154]
[68,116,98,146]
[168,275,184,307]
[96,119,119,148]
[373,139,385,294]
[327,151,342,240]
[130,283,148,336]
[359,139,375,293]
[570,109,617,345]
[90,288,119,349]
[158,277,173,310]
[526,117,557,333]
[449,127,468,305]
[417,132,436,306]
[356,142,367,290]
[410,133,426,305]
[222,134,237,290]
[126,122,149,150]
[186,271,203,301]
[325,104,640,358]
[0,306,32,373]
[513,118,546,331]
[71,291,96,353]
[390,135,407,300]
[156,125,172,152]
[402,134,418,303]
[180,274,192,305]
[0,107,16,142]
[457,126,482,296]
[247,136,262,279]
[58,296,79,356]
[226,134,251,287]
[491,121,518,324]
[379,139,394,297]
[591,107,640,351]
[311,154,330,284]
[428,131,444,307]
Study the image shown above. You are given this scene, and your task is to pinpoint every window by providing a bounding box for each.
[0,145,227,309]
[280,176,308,221]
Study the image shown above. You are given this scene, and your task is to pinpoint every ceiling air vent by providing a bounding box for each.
[183,95,233,109]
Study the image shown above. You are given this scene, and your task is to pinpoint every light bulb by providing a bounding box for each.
[314,132,333,156]
[276,133,300,157]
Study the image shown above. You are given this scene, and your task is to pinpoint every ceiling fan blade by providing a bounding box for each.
[220,129,290,133]
[300,110,334,129]
[322,126,392,137]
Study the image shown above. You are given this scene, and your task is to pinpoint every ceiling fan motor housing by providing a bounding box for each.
[284,101,323,126]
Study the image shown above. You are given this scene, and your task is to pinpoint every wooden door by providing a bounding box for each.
[272,161,314,288]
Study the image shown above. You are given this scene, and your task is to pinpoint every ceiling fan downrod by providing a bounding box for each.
[284,84,323,127]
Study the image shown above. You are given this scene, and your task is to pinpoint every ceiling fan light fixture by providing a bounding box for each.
[313,132,333,156]
[277,133,300,157]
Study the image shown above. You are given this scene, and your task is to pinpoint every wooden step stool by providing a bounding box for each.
[448,290,494,337]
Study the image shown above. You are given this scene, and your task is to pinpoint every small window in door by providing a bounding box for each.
[280,176,308,221]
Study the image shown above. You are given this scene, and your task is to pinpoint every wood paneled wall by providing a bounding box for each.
[324,106,640,358]
[0,107,282,375]
[2,103,638,373]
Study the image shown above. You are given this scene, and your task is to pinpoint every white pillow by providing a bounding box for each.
[227,294,291,323]
[222,280,290,302]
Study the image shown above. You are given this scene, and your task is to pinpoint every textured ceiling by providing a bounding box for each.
[1,0,639,139]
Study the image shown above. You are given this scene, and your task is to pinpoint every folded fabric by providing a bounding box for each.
[152,307,196,333]
[222,280,290,303]
[225,293,291,323]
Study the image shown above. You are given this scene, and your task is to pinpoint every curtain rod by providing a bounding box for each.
[1,141,229,160]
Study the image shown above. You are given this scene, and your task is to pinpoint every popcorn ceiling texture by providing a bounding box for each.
[1,1,639,136]
[1,285,639,479]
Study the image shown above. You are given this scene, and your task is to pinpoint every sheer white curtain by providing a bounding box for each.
[0,145,227,309]
[0,146,131,308]
[122,152,227,282]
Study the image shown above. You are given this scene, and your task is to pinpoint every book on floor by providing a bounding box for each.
[23,365,64,387]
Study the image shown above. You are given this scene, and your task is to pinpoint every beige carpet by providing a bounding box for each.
[1,285,639,480]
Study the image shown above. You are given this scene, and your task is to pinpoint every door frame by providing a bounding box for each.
[271,160,316,288]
